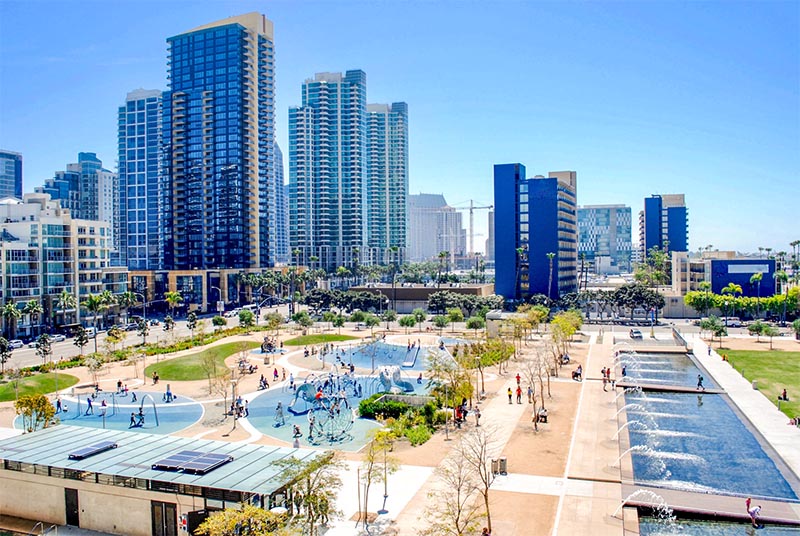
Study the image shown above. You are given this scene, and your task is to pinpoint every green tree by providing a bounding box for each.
[22,299,44,337]
[700,315,727,348]
[398,315,416,334]
[546,252,556,300]
[264,311,284,336]
[105,326,124,351]
[239,309,256,331]
[412,308,427,332]
[164,290,183,318]
[81,294,105,354]
[433,315,450,335]
[381,310,397,330]
[137,319,149,345]
[465,316,485,337]
[212,315,227,331]
[721,282,743,325]
[187,311,198,341]
[447,307,464,333]
[15,394,56,432]
[358,430,398,530]
[276,452,344,536]
[332,314,345,334]
[363,313,380,337]
[56,290,76,330]
[116,291,138,324]
[72,326,88,355]
[292,311,314,334]
[762,325,780,350]
[195,504,293,536]
[163,315,175,339]
[791,318,800,339]
[750,272,763,318]
[2,302,22,339]
[0,337,11,374]
[747,320,766,342]
[774,270,790,324]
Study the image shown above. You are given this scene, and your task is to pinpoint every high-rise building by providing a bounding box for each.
[37,152,104,221]
[0,194,127,338]
[578,204,632,274]
[0,150,22,199]
[117,88,165,270]
[163,13,276,270]
[407,194,466,262]
[272,142,289,264]
[289,70,408,269]
[494,164,577,301]
[289,70,368,270]
[367,102,409,259]
[639,194,688,256]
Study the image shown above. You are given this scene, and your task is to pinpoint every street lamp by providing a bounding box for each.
[132,292,147,325]
[210,286,223,315]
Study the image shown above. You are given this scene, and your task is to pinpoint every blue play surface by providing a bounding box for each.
[314,341,451,372]
[246,372,432,452]
[16,390,204,435]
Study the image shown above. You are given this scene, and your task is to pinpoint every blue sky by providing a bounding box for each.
[0,0,797,254]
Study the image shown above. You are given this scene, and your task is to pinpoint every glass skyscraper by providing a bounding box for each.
[117,89,164,269]
[37,152,105,221]
[289,71,408,269]
[163,13,276,270]
[367,102,408,261]
[272,142,289,264]
[289,70,368,270]
[0,150,22,199]
[578,204,632,273]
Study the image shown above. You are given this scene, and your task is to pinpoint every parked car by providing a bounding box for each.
[629,329,643,339]
[8,339,23,349]
[724,317,743,328]
[51,334,66,343]
[125,323,139,331]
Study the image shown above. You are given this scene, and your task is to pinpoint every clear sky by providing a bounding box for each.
[0,0,797,254]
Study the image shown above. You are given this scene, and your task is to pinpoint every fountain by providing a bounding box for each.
[614,385,642,402]
[613,419,650,439]
[612,489,675,524]
[615,402,648,418]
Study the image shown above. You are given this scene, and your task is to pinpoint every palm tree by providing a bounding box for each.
[98,290,116,329]
[22,300,43,338]
[546,252,556,300]
[698,281,712,316]
[56,290,76,331]
[164,291,183,319]
[774,270,789,324]
[436,251,448,289]
[80,294,105,354]
[721,283,742,326]
[2,302,22,339]
[514,247,526,301]
[750,272,763,318]
[116,291,138,324]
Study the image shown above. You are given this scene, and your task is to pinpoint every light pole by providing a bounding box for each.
[132,292,147,325]
[210,286,223,315]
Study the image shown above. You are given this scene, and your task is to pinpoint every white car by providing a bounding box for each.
[52,334,66,342]
[8,339,23,349]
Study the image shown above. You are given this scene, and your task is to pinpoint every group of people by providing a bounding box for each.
[600,367,613,391]
[230,395,249,418]
[261,336,282,353]
[746,497,763,528]
[128,409,146,428]
[238,359,258,375]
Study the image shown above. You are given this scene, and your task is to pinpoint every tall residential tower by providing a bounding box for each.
[163,13,276,270]
[639,194,688,256]
[578,204,632,274]
[0,150,22,199]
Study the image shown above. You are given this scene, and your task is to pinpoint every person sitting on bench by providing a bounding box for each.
[538,407,548,423]
[571,364,582,381]
[561,354,571,365]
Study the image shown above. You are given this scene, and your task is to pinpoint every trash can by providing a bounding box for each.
[491,459,499,475]
[752,380,758,390]
[499,457,507,475]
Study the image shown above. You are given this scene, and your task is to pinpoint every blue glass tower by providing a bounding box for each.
[289,70,368,270]
[577,205,632,273]
[0,150,22,199]
[273,142,289,264]
[494,164,578,301]
[640,194,688,255]
[37,152,103,221]
[117,89,164,269]
[163,13,275,270]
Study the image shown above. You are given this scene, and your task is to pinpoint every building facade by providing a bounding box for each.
[407,194,466,263]
[494,164,578,301]
[639,194,688,256]
[272,143,289,264]
[163,13,276,270]
[366,102,409,258]
[485,210,495,262]
[0,194,126,338]
[117,88,165,270]
[289,70,368,270]
[37,152,106,222]
[289,71,408,269]
[577,204,632,274]
[0,150,22,199]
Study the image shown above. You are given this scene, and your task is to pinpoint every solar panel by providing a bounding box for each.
[152,450,233,474]
[68,441,118,460]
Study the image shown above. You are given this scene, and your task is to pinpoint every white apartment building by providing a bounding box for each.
[0,194,126,339]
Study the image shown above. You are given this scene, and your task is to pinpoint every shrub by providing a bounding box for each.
[433,409,450,425]
[358,396,411,420]
[405,424,432,446]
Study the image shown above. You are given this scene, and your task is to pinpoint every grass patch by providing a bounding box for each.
[0,373,80,402]
[144,341,260,381]
[725,350,800,419]
[283,334,358,346]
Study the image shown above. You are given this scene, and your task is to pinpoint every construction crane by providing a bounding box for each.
[454,200,493,256]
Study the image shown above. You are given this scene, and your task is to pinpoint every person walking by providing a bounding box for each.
[474,407,481,427]
[85,397,94,415]
[515,373,521,385]
[507,387,513,404]
[696,374,705,391]
[527,385,533,404]
[516,386,522,404]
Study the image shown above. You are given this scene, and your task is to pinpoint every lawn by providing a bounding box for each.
[144,341,260,381]
[283,334,358,346]
[725,350,800,419]
[0,373,80,403]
